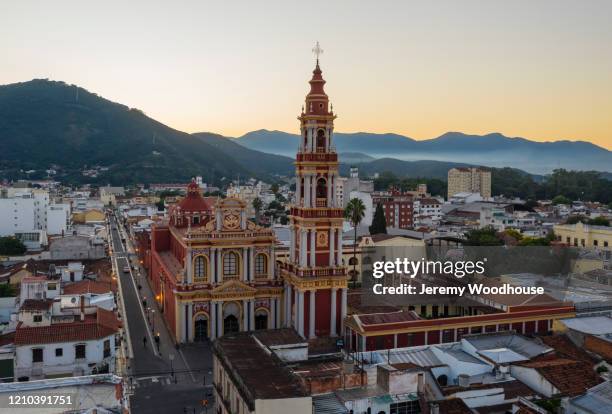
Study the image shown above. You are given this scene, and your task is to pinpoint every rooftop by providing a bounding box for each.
[62,279,115,295]
[569,380,612,414]
[538,334,597,364]
[432,397,473,414]
[312,393,348,414]
[561,316,612,335]
[252,328,306,347]
[213,332,308,408]
[442,379,537,400]
[20,299,54,312]
[516,358,603,397]
[382,346,444,368]
[463,331,553,360]
[355,310,420,327]
[15,308,121,346]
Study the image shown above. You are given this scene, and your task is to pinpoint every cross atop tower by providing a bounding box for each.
[312,41,323,63]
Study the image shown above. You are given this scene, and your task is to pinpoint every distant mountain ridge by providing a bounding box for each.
[235,129,612,174]
[1,79,609,186]
[0,80,255,184]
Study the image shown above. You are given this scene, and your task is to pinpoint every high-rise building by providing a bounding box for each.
[447,167,491,199]
[279,56,348,339]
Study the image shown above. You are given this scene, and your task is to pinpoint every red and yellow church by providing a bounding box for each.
[147,56,348,342]
[149,182,282,342]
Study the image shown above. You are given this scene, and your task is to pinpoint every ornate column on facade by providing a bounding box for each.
[309,290,316,339]
[210,301,217,340]
[330,288,337,337]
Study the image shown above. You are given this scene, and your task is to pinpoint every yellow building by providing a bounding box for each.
[72,209,106,224]
[345,234,426,284]
[447,167,491,199]
[554,221,612,250]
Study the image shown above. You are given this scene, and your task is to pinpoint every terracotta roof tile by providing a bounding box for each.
[517,358,603,397]
[62,279,114,295]
[538,335,597,364]
[357,310,420,326]
[14,308,121,346]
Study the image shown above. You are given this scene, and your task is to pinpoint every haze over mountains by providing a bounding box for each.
[0,79,610,185]
[235,129,612,175]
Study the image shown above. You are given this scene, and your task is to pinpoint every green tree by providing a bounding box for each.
[566,215,587,225]
[345,198,366,287]
[464,227,503,246]
[0,283,16,298]
[518,236,551,246]
[552,195,571,205]
[588,216,610,227]
[271,183,279,194]
[369,203,387,235]
[503,228,523,241]
[0,236,27,255]
[252,197,263,224]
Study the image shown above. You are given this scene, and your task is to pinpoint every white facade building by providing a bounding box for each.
[0,189,71,240]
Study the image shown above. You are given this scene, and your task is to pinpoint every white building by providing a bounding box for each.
[0,189,71,242]
[349,190,374,226]
[413,198,442,226]
[337,167,374,208]
[14,301,119,380]
[19,275,60,304]
[46,203,71,235]
[0,195,36,236]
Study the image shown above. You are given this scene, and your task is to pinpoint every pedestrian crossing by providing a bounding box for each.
[132,375,173,388]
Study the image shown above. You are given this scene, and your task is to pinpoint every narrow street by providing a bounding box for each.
[108,213,214,414]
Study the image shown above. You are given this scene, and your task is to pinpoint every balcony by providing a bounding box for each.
[290,207,344,219]
[279,262,347,278]
[315,198,327,207]
[296,152,338,163]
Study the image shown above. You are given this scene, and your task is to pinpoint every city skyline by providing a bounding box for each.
[2,1,611,150]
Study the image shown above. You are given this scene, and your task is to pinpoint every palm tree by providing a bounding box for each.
[344,198,366,287]
[252,197,263,224]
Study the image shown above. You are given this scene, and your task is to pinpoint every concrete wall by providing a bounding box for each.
[49,236,106,260]
[254,397,312,414]
[15,334,116,379]
[510,365,558,397]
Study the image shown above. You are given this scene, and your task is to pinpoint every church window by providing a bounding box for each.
[223,251,239,278]
[194,256,207,281]
[255,254,267,277]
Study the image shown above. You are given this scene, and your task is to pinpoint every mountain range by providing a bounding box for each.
[234,130,612,175]
[0,79,610,185]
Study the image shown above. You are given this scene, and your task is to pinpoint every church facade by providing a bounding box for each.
[149,181,282,343]
[279,57,350,338]
[148,56,348,343]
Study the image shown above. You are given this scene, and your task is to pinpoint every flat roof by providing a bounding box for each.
[213,333,308,408]
[253,328,306,347]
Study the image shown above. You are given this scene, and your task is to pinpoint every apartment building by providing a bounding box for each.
[447,167,491,199]
[372,189,414,229]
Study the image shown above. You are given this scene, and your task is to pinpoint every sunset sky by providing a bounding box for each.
[1,1,611,149]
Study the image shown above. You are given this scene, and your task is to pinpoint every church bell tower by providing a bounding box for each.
[281,43,349,338]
